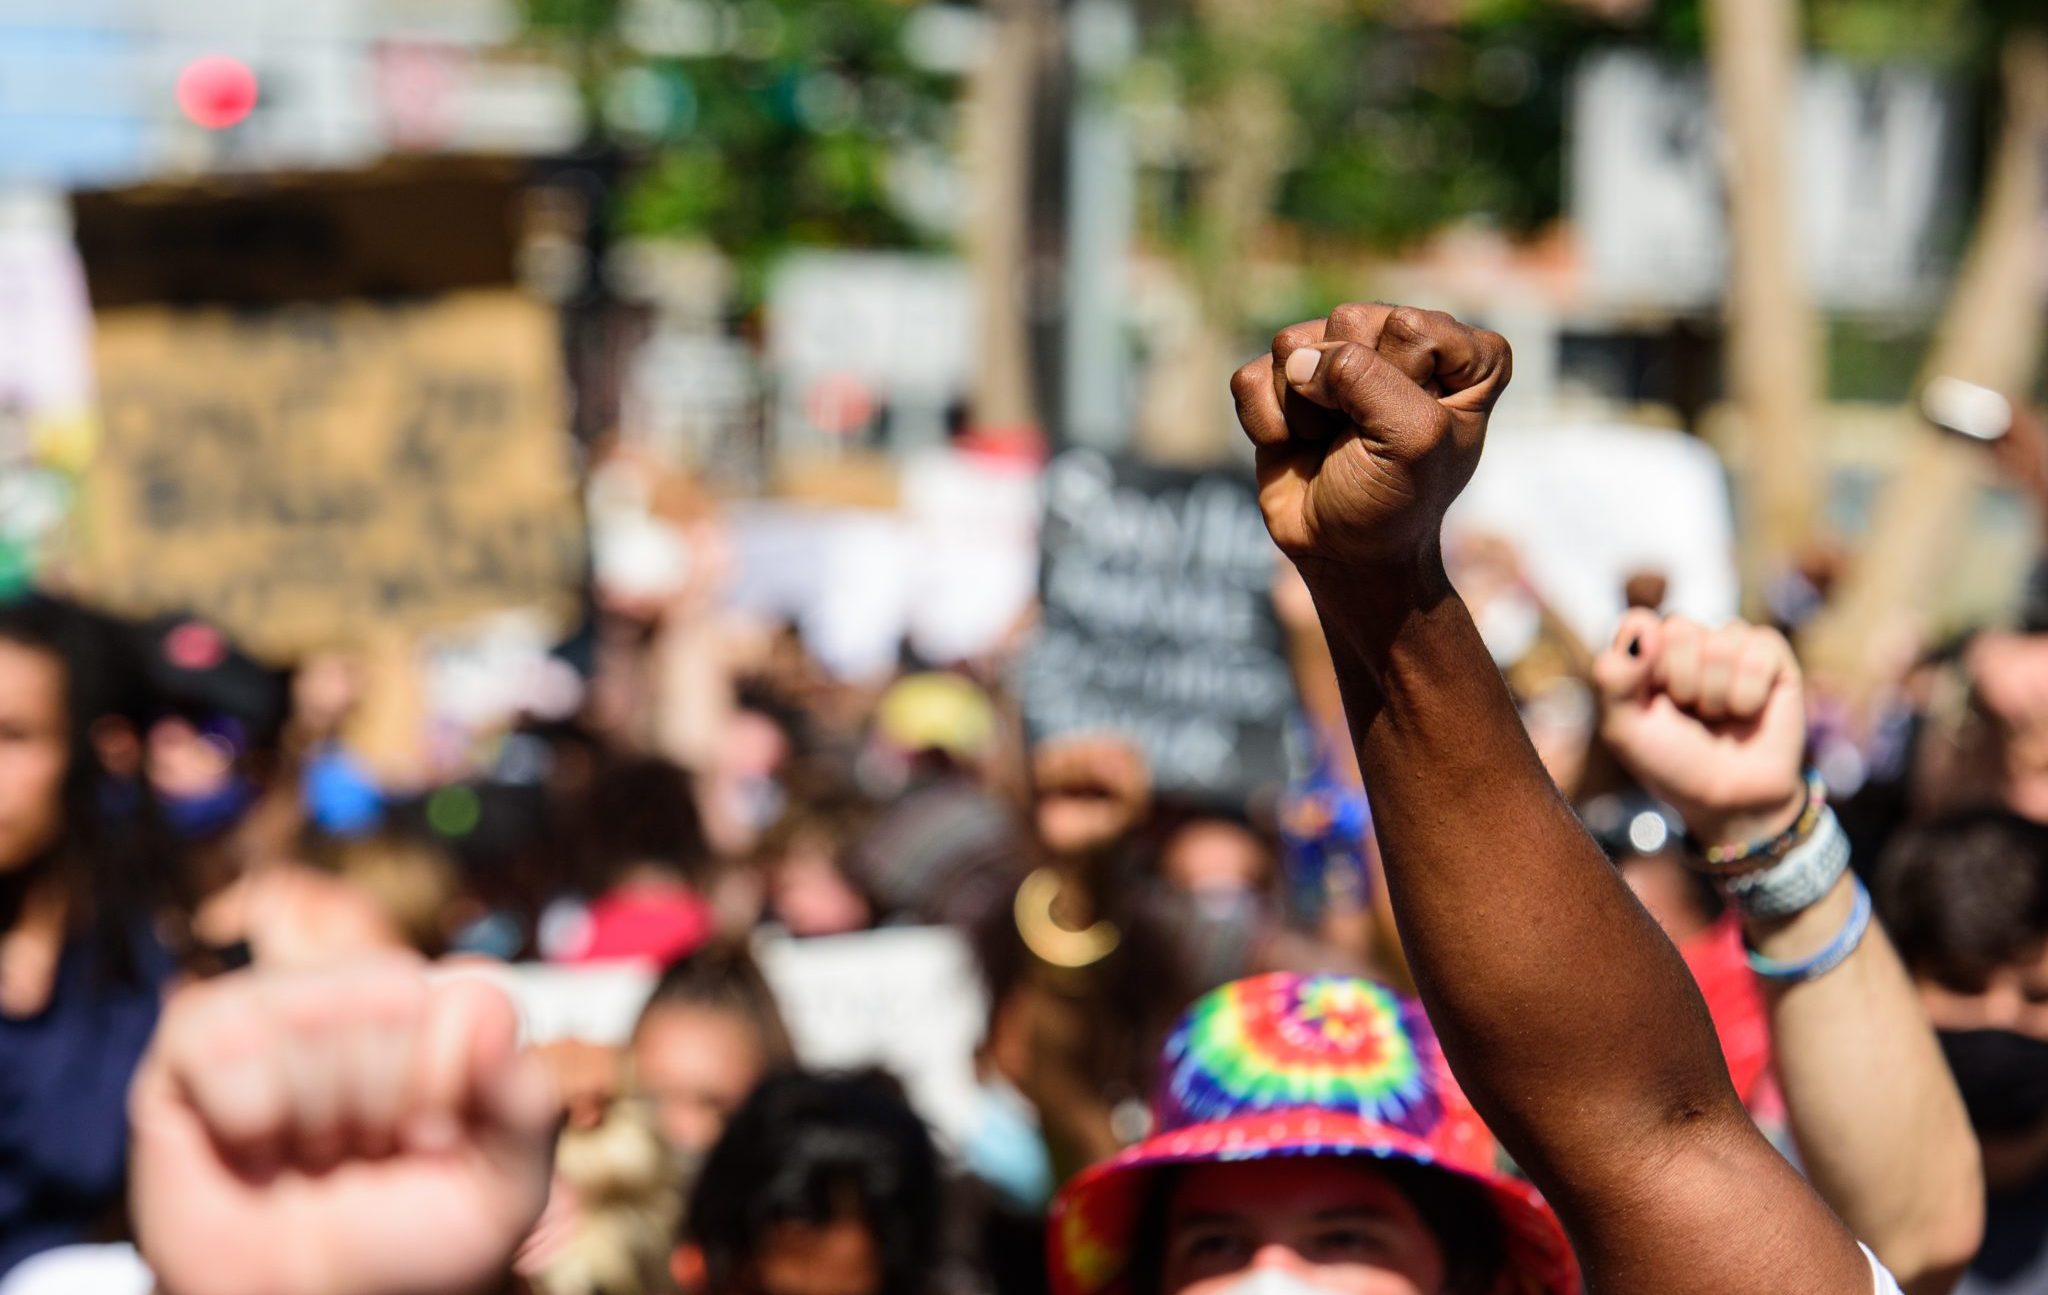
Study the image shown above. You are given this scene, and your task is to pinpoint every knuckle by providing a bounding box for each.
[1229,359,1267,403]
[1327,302,1379,334]
[1383,306,1437,345]
[1322,342,1376,390]
[356,975,427,1031]
[278,985,341,1038]
[1273,322,1320,354]
[203,1015,273,1069]
[1475,329,1512,368]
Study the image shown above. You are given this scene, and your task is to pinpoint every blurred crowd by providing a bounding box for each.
[6,383,2048,1295]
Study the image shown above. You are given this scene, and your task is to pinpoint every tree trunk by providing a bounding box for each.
[964,0,1055,440]
[1704,0,1825,596]
[1136,0,1294,465]
[1801,35,2048,696]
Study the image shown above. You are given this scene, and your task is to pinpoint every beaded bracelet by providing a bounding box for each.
[1693,768,1828,876]
[1720,803,1851,919]
[1745,877,1873,984]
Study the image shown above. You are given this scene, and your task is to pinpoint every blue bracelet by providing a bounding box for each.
[1745,877,1872,984]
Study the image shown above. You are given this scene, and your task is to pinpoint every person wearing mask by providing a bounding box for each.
[1876,811,2048,1293]
[1049,971,1576,1295]
[115,301,1981,1295]
[0,595,173,1279]
[547,755,718,967]
[1225,301,1952,1289]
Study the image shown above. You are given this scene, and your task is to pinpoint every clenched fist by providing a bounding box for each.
[1231,304,1511,569]
[1593,612,1808,850]
[131,961,558,1295]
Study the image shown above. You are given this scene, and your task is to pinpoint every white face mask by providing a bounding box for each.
[1213,1268,1350,1295]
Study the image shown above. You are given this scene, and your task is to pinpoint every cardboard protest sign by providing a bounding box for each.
[69,290,584,660]
[1019,449,1293,806]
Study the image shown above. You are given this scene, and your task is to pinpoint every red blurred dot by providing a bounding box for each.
[804,373,876,437]
[176,56,259,130]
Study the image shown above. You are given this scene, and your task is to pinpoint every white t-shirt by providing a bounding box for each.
[1867,1244,1905,1295]
[0,1244,151,1295]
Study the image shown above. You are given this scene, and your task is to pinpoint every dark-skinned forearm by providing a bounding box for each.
[1302,558,1745,1186]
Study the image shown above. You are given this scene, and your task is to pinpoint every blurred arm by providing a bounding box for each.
[1593,611,1982,1295]
[1750,871,1983,1294]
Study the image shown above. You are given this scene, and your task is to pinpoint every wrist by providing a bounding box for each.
[1683,781,1808,857]
[1296,549,1455,665]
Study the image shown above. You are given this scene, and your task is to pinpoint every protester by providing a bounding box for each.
[1227,301,1931,1288]
[1593,612,1983,1292]
[685,1071,940,1295]
[546,755,717,966]
[0,595,173,1280]
[1877,811,2048,1294]
[1048,971,1575,1295]
[630,941,797,1157]
[105,300,2009,1295]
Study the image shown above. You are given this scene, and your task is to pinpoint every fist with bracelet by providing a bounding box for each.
[1591,612,1808,853]
[1592,612,1860,975]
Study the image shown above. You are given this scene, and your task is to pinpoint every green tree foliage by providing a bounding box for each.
[521,0,955,298]
[1140,0,2040,259]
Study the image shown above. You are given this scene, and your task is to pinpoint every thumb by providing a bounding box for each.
[414,975,559,1161]
[1592,610,1664,710]
[1283,342,1444,447]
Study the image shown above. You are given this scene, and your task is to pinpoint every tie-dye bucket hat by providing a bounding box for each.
[1048,973,1578,1295]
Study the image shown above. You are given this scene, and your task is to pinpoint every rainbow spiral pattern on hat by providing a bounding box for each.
[1156,973,1443,1137]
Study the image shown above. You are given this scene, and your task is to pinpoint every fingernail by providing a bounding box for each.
[1626,636,1641,658]
[1284,348,1320,386]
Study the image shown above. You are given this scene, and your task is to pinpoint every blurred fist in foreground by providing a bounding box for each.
[132,961,557,1295]
[1231,304,1512,569]
[1593,612,1807,849]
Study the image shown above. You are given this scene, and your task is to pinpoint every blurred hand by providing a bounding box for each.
[1967,632,2048,819]
[1592,612,1807,849]
[1230,304,1511,569]
[132,961,557,1295]
[1990,402,2048,511]
[534,1039,621,1132]
[1032,735,1152,860]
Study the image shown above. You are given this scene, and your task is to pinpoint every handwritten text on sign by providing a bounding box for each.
[1021,450,1292,803]
[72,292,583,660]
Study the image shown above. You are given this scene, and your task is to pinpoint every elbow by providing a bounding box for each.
[1887,1157,1986,1295]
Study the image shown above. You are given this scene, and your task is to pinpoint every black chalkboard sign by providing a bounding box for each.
[1019,450,1295,807]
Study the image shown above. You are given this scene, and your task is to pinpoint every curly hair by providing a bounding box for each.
[1875,809,2048,991]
